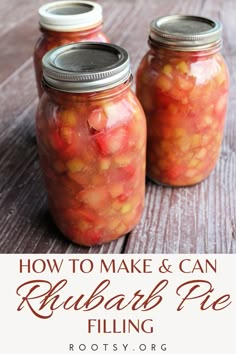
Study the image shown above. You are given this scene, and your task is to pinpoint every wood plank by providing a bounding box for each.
[0,18,39,83]
[0,0,46,36]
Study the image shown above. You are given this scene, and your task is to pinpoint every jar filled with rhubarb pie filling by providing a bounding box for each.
[34,1,109,97]
[36,43,146,246]
[136,15,229,187]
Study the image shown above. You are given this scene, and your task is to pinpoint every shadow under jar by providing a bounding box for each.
[34,1,109,98]
[136,15,229,187]
[36,43,147,246]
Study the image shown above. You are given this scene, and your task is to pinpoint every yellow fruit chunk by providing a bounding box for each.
[175,136,192,153]
[188,159,199,168]
[176,76,193,91]
[215,133,222,144]
[180,140,191,153]
[108,218,120,231]
[114,153,132,167]
[202,134,212,146]
[195,148,207,159]
[162,64,173,76]
[78,220,90,232]
[191,134,201,148]
[115,223,127,235]
[60,127,73,144]
[156,75,172,92]
[99,158,111,171]
[121,202,132,214]
[122,208,136,225]
[66,158,84,173]
[174,128,186,138]
[176,61,189,74]
[189,86,200,101]
[205,115,213,125]
[216,72,226,86]
[184,151,194,162]
[187,174,204,185]
[61,110,77,126]
[53,160,66,173]
[109,183,124,199]
[169,86,186,100]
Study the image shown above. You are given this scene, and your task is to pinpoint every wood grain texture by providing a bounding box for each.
[0,0,235,254]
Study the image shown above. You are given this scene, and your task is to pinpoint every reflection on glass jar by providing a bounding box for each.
[36,43,146,246]
[34,1,109,97]
[136,15,229,187]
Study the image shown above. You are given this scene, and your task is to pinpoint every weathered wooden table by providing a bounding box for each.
[0,0,235,254]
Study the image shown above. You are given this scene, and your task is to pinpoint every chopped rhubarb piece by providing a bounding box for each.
[99,157,111,170]
[79,187,109,209]
[66,158,85,173]
[48,131,65,151]
[95,126,128,155]
[156,75,172,92]
[60,110,77,127]
[88,108,107,131]
[109,183,124,199]
[60,127,74,144]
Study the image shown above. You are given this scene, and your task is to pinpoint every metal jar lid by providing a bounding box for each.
[149,15,222,51]
[42,42,131,93]
[38,1,103,31]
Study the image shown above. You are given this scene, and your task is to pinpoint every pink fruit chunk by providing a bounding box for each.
[88,108,107,131]
[95,126,128,155]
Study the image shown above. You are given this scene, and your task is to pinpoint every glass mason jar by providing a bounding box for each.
[136,15,229,187]
[34,1,109,98]
[36,43,146,246]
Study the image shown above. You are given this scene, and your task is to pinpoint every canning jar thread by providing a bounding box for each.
[148,38,222,53]
[42,76,133,103]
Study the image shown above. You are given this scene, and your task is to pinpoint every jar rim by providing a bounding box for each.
[38,1,103,32]
[149,15,222,51]
[42,42,132,93]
